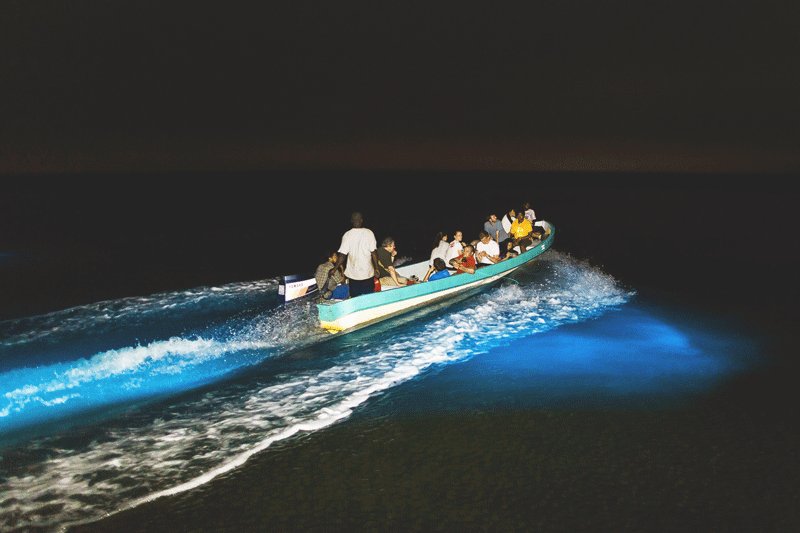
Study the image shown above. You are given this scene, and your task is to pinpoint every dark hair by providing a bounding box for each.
[478,230,489,240]
[433,231,446,248]
[351,212,364,227]
[381,236,395,247]
[433,257,446,271]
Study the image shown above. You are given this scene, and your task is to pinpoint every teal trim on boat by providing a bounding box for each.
[317,222,555,331]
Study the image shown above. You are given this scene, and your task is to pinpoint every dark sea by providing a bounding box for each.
[1,175,798,531]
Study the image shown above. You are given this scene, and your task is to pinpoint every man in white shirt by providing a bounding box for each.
[337,212,378,298]
[475,231,501,265]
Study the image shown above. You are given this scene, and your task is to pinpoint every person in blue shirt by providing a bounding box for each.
[484,213,509,251]
[423,257,451,282]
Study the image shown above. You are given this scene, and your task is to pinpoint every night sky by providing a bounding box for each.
[2,1,798,173]
[2,2,799,319]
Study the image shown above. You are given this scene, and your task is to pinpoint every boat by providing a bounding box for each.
[316,221,555,333]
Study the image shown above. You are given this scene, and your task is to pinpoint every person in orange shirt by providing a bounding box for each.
[509,211,534,252]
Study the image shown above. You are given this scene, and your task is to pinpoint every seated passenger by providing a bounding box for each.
[429,232,449,266]
[449,244,477,274]
[376,237,408,287]
[423,257,451,282]
[475,230,501,265]
[503,240,519,259]
[485,213,510,251]
[529,228,545,247]
[523,201,536,224]
[509,210,534,252]
[315,250,349,300]
[444,230,464,264]
[501,209,516,235]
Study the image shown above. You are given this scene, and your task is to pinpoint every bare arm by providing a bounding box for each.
[450,257,475,274]
[371,250,380,277]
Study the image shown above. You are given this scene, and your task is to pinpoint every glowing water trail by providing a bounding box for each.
[0,252,644,531]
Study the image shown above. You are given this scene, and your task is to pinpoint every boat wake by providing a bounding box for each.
[0,251,632,531]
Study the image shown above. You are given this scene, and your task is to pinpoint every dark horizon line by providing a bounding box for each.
[3,169,798,178]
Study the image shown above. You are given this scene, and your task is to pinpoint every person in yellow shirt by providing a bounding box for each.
[509,211,534,252]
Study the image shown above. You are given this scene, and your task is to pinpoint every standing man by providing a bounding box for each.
[338,212,378,298]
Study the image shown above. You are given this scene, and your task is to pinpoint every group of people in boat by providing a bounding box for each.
[315,205,546,301]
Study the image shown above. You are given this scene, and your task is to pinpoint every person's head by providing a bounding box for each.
[508,208,516,218]
[433,231,447,247]
[381,236,395,250]
[433,257,446,271]
[327,250,338,263]
[453,230,463,242]
[488,214,498,223]
[523,201,531,210]
[478,230,490,243]
[462,244,475,256]
[531,228,544,239]
[516,211,526,222]
[351,212,364,228]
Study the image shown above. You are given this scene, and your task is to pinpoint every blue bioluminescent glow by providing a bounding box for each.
[390,305,753,412]
[0,337,270,431]
[0,279,326,434]
[0,252,758,531]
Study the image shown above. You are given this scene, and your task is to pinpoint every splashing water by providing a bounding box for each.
[0,251,633,531]
[0,279,280,350]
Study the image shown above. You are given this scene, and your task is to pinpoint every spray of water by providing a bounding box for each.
[0,252,632,531]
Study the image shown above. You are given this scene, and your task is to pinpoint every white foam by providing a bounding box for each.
[1,294,327,422]
[0,279,278,348]
[0,337,263,419]
[0,251,632,531]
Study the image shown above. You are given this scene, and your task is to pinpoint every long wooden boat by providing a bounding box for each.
[317,221,555,333]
